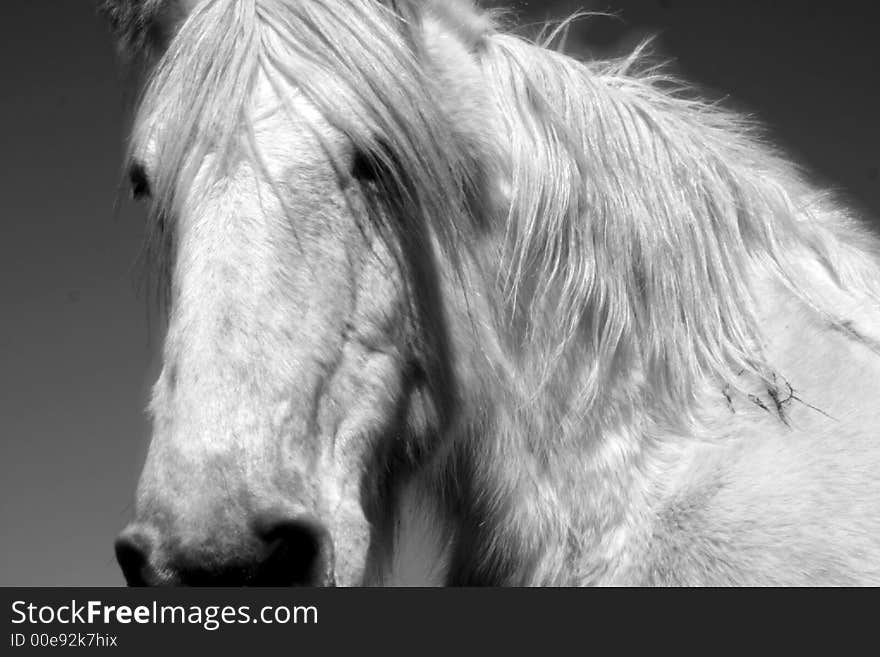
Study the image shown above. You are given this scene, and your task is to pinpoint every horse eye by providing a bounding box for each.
[351,149,380,183]
[128,162,151,200]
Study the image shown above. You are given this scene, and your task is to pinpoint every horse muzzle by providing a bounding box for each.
[114,512,336,587]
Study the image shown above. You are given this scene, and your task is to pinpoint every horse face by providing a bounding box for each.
[116,73,418,587]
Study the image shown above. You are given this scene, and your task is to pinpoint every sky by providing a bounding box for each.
[1,1,877,586]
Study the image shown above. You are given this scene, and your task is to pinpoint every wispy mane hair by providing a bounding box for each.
[477,32,880,421]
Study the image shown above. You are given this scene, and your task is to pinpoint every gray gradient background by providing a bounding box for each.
[1,1,877,586]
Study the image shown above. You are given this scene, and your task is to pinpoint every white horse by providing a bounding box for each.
[103,0,880,585]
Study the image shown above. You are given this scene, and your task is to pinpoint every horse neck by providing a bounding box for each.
[422,230,655,585]
[440,225,880,586]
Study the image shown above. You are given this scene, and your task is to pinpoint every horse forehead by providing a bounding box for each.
[250,76,350,142]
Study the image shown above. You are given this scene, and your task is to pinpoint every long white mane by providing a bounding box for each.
[479,28,880,423]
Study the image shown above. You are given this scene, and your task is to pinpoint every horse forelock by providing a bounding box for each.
[127,0,484,314]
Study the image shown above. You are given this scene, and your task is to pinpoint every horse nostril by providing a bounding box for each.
[115,528,156,587]
[253,516,333,586]
[115,517,333,586]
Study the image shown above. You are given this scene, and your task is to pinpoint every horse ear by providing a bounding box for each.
[419,0,495,53]
[417,0,495,143]
[97,0,139,36]
[98,0,192,60]
[417,0,508,227]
